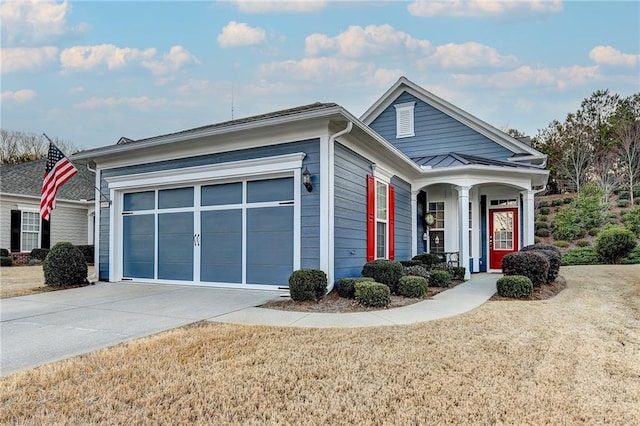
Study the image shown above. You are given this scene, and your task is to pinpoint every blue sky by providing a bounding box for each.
[1,0,638,151]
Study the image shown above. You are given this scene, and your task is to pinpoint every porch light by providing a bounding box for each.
[302,167,313,192]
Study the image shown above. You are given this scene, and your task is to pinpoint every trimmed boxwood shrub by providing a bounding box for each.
[539,206,550,215]
[336,277,374,299]
[398,276,428,298]
[43,242,88,287]
[553,240,569,248]
[355,281,390,307]
[575,239,590,247]
[563,197,573,205]
[403,265,430,281]
[535,221,548,230]
[534,237,542,243]
[361,260,404,293]
[429,270,451,288]
[521,244,561,283]
[411,252,442,269]
[535,214,548,222]
[1,256,12,267]
[0,248,9,257]
[552,198,564,206]
[501,251,549,287]
[621,245,640,265]
[496,275,533,298]
[618,199,629,208]
[594,226,637,264]
[399,260,422,267]
[537,200,550,208]
[561,247,600,265]
[29,248,49,261]
[75,245,95,264]
[449,266,466,281]
[535,228,550,237]
[618,190,629,200]
[288,269,327,301]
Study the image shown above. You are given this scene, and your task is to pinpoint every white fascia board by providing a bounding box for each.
[360,76,544,158]
[73,106,345,163]
[415,164,549,190]
[105,152,306,190]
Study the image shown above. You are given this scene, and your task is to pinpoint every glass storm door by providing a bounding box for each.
[489,208,518,270]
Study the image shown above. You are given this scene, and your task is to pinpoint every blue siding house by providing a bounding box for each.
[73,77,548,291]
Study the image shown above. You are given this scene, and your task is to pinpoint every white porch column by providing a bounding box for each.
[411,189,419,258]
[456,186,471,280]
[521,189,535,248]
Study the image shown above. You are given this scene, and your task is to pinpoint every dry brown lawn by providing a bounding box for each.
[0,265,95,298]
[1,265,639,425]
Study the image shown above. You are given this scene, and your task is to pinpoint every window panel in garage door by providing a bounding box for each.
[201,209,242,283]
[123,214,155,279]
[158,212,194,281]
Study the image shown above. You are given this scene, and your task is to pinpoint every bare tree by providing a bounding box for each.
[591,151,621,203]
[554,113,594,192]
[615,120,640,206]
[0,130,79,164]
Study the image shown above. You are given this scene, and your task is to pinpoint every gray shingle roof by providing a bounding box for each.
[0,159,94,201]
[116,102,339,146]
[411,152,542,169]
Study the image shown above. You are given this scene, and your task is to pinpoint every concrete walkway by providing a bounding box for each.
[211,273,498,328]
[1,274,497,376]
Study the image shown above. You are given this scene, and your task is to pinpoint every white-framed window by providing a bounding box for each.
[376,180,388,259]
[21,211,41,252]
[394,102,415,138]
[428,201,445,253]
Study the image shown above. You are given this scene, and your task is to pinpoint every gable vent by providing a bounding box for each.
[394,102,415,138]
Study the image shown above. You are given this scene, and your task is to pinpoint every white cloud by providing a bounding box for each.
[305,24,431,58]
[452,65,600,89]
[70,86,84,94]
[75,96,169,110]
[172,79,213,95]
[1,46,58,73]
[142,46,200,75]
[0,0,87,45]
[218,21,266,48]
[259,57,366,80]
[589,45,639,67]
[60,44,156,72]
[1,89,37,102]
[233,0,327,13]
[421,42,518,68]
[407,0,563,18]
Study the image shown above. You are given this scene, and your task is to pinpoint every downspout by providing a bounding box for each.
[85,164,99,284]
[325,121,353,294]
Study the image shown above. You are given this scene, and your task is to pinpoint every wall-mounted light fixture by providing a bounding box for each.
[302,167,313,192]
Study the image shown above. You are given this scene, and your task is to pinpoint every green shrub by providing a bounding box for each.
[535,221,548,230]
[552,198,563,206]
[618,199,629,208]
[539,206,550,215]
[553,240,569,248]
[588,228,600,236]
[563,197,573,205]
[634,186,640,199]
[621,245,640,265]
[411,252,442,269]
[622,206,640,236]
[537,200,550,208]
[75,245,95,264]
[43,242,88,287]
[594,226,637,264]
[336,277,374,299]
[561,247,600,265]
[29,248,49,261]
[575,239,590,247]
[403,265,430,281]
[449,266,466,280]
[355,281,390,307]
[429,270,451,288]
[607,212,618,219]
[361,260,404,293]
[534,237,542,243]
[288,269,327,301]
[535,214,548,222]
[398,276,428,298]
[574,183,606,230]
[535,228,550,237]
[0,248,9,257]
[496,275,533,298]
[552,206,582,241]
[399,260,422,267]
[521,244,561,283]
[501,251,549,287]
[618,190,629,200]
[1,256,12,267]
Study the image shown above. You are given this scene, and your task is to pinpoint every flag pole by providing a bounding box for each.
[42,133,111,206]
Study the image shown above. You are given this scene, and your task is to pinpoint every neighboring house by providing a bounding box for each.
[0,159,95,257]
[72,77,548,289]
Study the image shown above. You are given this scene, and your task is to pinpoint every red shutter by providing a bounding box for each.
[388,185,395,260]
[366,175,375,261]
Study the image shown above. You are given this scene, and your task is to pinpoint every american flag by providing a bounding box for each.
[40,143,78,221]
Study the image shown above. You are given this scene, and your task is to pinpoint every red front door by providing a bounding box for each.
[489,208,518,270]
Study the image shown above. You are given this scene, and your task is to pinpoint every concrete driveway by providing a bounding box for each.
[0,282,281,376]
